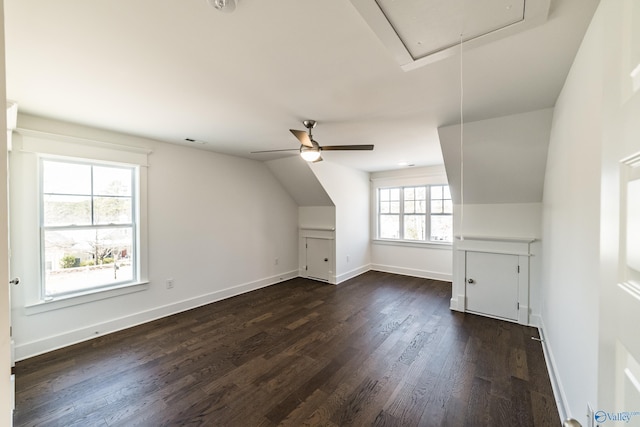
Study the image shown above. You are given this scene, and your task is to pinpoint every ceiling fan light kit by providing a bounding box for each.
[300,145,322,162]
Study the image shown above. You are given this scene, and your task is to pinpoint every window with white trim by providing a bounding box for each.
[377,185,452,242]
[41,158,139,298]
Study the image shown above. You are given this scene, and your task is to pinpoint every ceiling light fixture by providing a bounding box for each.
[207,0,236,13]
[300,145,321,162]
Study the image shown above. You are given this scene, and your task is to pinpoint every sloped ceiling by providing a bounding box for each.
[4,0,599,172]
[265,157,334,207]
[439,108,553,204]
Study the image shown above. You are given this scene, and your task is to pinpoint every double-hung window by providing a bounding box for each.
[377,185,452,243]
[41,158,138,298]
[429,185,453,242]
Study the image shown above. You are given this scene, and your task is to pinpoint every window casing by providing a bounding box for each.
[377,185,452,243]
[40,158,139,298]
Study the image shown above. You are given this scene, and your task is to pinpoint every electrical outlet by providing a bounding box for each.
[166,278,174,289]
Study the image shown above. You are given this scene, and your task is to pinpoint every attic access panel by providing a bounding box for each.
[350,0,550,71]
[379,0,525,58]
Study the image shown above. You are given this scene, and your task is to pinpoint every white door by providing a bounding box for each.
[0,15,14,419]
[305,238,332,282]
[613,162,640,419]
[599,1,640,422]
[607,104,640,425]
[0,131,12,417]
[465,251,519,321]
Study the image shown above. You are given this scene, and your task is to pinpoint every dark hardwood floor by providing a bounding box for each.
[13,271,559,426]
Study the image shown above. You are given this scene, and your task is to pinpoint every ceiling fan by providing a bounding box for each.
[251,120,374,162]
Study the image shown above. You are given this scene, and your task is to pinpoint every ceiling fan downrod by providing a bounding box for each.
[303,120,317,140]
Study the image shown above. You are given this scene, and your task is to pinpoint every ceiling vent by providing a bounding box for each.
[207,0,236,13]
[350,0,550,71]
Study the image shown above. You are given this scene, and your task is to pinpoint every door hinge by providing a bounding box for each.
[306,244,308,249]
[305,265,308,271]
[517,302,520,310]
[517,265,520,273]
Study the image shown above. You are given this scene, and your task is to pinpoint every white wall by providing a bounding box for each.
[266,156,333,206]
[455,203,542,238]
[543,0,640,422]
[453,202,543,322]
[299,206,335,229]
[440,109,551,329]
[540,1,603,420]
[370,243,452,282]
[370,166,453,282]
[10,114,299,360]
[440,109,553,204]
[309,161,371,283]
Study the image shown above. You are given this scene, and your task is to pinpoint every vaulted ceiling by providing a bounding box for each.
[5,0,599,172]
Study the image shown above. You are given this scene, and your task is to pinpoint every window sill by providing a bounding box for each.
[372,239,452,250]
[24,281,150,315]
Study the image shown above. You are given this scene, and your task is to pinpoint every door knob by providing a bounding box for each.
[467,278,475,284]
[10,277,20,285]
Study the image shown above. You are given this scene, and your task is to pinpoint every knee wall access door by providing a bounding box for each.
[465,251,519,321]
[305,237,332,282]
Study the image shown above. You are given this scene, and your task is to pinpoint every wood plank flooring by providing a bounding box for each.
[13,271,559,426]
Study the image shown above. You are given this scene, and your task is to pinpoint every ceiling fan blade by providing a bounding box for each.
[320,144,374,151]
[250,148,299,153]
[290,129,313,147]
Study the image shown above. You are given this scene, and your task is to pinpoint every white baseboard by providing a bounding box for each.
[538,320,570,424]
[15,270,298,361]
[529,313,543,328]
[370,264,452,282]
[449,293,465,312]
[518,304,530,325]
[335,264,370,284]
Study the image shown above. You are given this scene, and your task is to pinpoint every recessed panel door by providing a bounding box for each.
[465,251,519,321]
[612,154,640,419]
[306,238,331,282]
